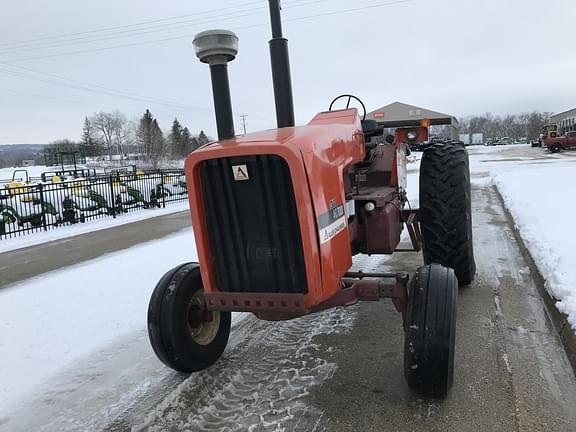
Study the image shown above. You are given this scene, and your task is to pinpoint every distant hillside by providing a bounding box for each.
[0,144,46,168]
[0,144,47,151]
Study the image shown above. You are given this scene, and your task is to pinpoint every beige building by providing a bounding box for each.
[366,102,459,140]
[550,108,576,134]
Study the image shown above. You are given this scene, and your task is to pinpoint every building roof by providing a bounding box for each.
[550,108,576,121]
[365,101,458,127]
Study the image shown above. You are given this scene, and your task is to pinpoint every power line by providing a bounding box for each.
[0,87,142,115]
[0,5,268,55]
[0,63,203,110]
[0,0,322,55]
[2,0,414,64]
[0,1,263,48]
[0,67,187,109]
[285,0,414,25]
[0,67,210,112]
[2,35,198,63]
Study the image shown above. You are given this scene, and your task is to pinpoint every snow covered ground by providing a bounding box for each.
[467,144,576,329]
[0,229,197,416]
[1,144,575,428]
[411,143,576,330]
[0,165,65,181]
[494,162,576,329]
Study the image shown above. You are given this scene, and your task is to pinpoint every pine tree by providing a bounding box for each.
[80,117,99,156]
[181,127,192,155]
[170,118,184,158]
[136,109,154,162]
[190,135,200,151]
[150,119,165,167]
[197,130,210,146]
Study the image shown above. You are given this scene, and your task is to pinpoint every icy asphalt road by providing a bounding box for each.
[1,146,576,431]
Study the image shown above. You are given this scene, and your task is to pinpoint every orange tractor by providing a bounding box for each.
[148,1,475,399]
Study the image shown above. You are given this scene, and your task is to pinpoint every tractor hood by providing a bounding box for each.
[184,109,365,316]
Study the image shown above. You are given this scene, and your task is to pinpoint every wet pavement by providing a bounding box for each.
[308,185,576,432]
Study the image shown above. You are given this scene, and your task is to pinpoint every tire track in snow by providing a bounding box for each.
[132,306,357,432]
[0,315,251,432]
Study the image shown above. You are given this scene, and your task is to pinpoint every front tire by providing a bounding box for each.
[147,262,231,372]
[419,142,476,285]
[404,264,458,399]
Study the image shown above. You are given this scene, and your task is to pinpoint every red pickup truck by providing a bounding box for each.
[544,131,576,153]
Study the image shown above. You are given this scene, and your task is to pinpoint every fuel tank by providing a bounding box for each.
[184,109,364,317]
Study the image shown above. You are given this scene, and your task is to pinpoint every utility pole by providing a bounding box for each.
[240,114,248,135]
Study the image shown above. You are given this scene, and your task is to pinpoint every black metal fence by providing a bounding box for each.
[0,169,188,240]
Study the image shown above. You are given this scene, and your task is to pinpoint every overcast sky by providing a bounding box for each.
[0,0,575,144]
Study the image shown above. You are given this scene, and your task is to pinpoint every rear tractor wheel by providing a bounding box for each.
[147,262,231,372]
[404,264,458,399]
[419,142,476,285]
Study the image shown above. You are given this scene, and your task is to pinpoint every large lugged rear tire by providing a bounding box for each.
[404,264,458,399]
[419,142,476,285]
[147,262,231,373]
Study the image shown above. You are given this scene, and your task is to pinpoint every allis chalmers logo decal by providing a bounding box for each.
[317,203,346,245]
[232,164,249,181]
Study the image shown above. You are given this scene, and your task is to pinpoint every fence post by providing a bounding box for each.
[160,170,166,208]
[38,183,48,231]
[109,175,116,218]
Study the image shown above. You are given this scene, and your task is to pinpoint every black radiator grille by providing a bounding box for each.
[200,155,308,294]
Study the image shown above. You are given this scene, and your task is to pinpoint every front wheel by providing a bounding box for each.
[551,143,561,153]
[404,264,458,399]
[147,262,231,372]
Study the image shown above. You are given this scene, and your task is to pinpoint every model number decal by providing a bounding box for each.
[317,204,346,244]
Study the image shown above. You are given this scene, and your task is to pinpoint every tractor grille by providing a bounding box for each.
[200,155,307,294]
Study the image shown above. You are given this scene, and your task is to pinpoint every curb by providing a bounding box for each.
[493,185,576,375]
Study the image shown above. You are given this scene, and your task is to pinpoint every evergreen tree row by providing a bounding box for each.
[78,109,211,163]
[168,118,209,158]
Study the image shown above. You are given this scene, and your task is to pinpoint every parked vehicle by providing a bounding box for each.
[539,124,558,147]
[540,124,558,140]
[544,131,576,153]
[494,137,512,145]
[1,168,188,238]
[0,182,59,230]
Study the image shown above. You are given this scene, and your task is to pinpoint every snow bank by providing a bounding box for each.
[0,230,197,416]
[494,164,576,329]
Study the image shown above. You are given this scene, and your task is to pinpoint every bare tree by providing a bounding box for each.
[460,111,552,142]
[90,111,127,161]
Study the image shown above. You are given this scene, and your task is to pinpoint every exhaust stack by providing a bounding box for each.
[268,0,295,128]
[193,30,238,141]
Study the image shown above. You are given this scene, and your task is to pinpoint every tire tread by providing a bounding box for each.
[419,143,476,285]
